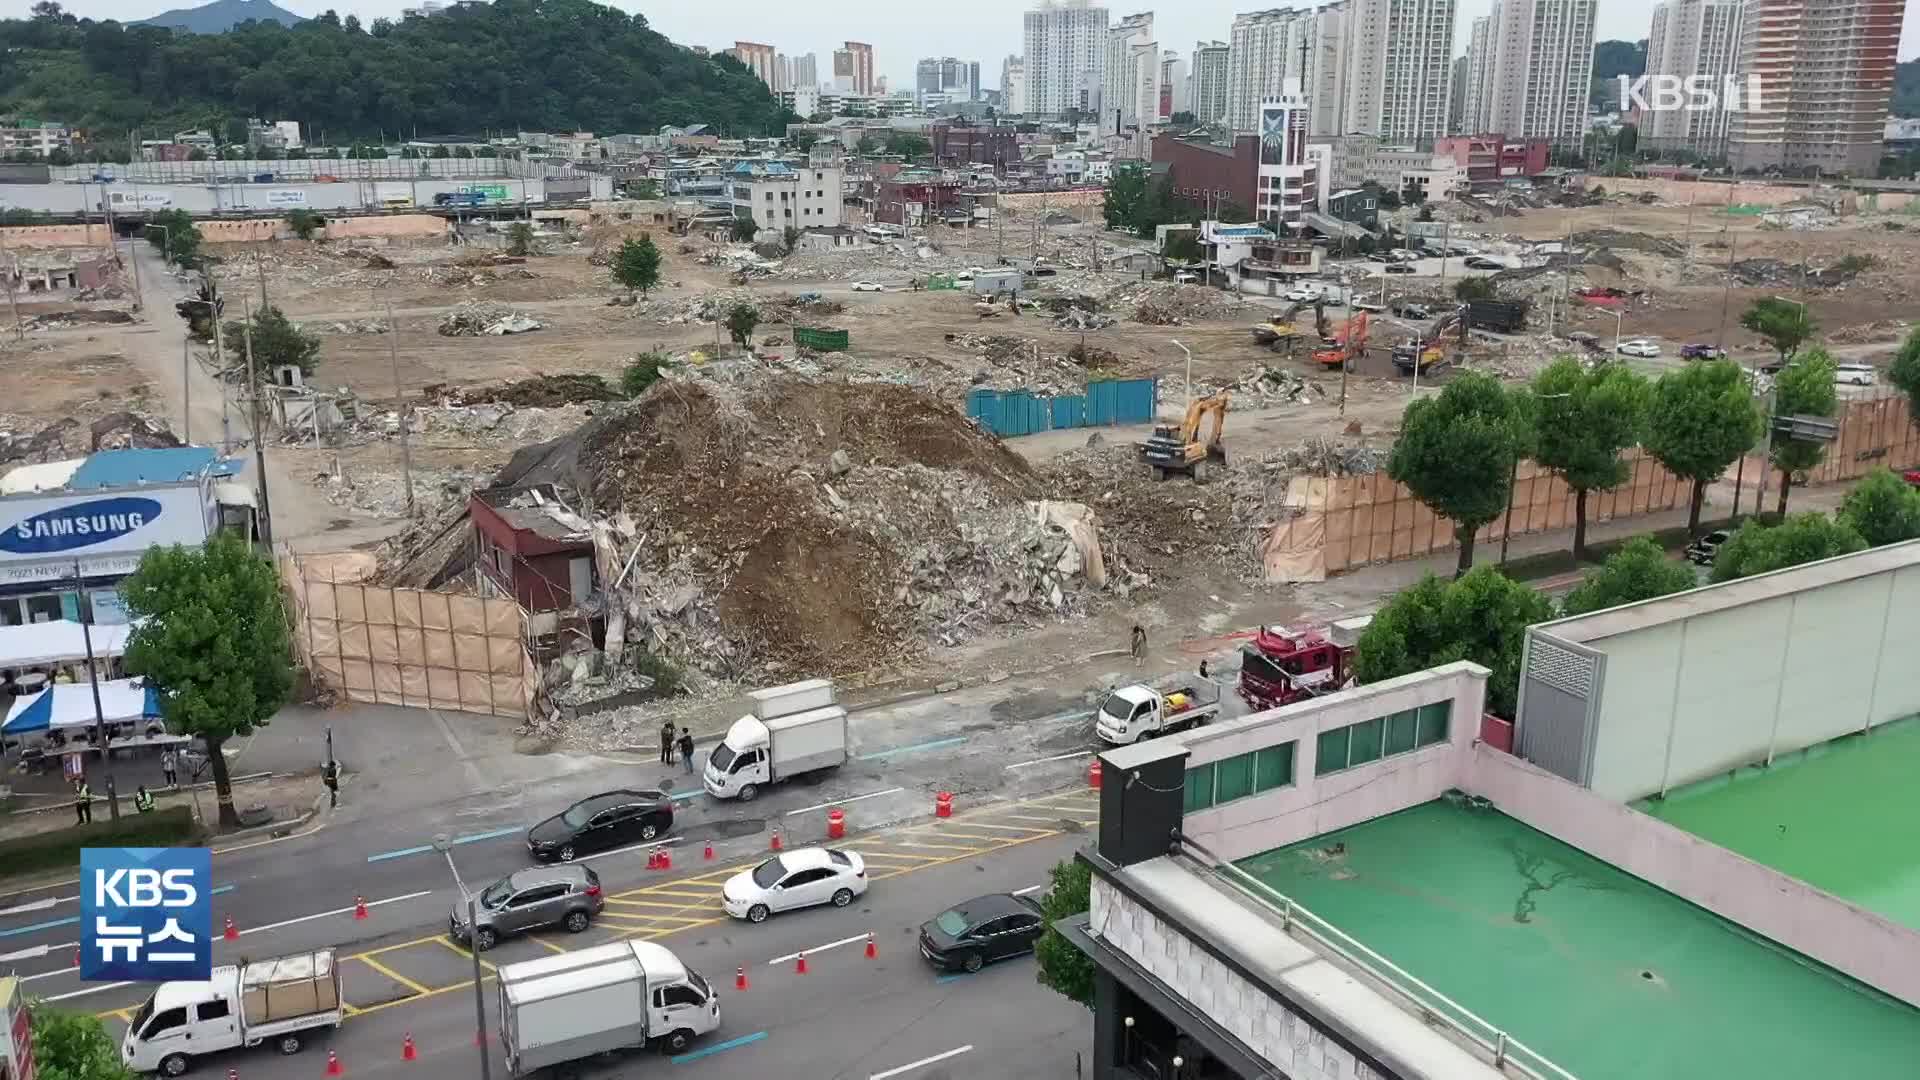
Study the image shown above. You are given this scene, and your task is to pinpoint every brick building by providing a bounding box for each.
[469,485,595,613]
[932,124,1022,169]
[873,169,965,227]
[1149,132,1260,215]
[1431,135,1550,184]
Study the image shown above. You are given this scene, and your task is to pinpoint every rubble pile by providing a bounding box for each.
[1196,367,1328,407]
[1727,258,1866,289]
[1054,307,1115,330]
[0,411,181,465]
[1829,318,1909,344]
[1571,230,1684,258]
[1107,282,1247,325]
[1039,443,1248,585]
[1265,437,1388,475]
[21,310,136,331]
[437,302,544,336]
[318,463,491,519]
[941,333,1099,396]
[422,374,622,408]
[324,319,390,334]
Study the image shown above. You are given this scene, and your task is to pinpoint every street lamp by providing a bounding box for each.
[1610,308,1626,356]
[1172,339,1193,408]
[436,832,492,1080]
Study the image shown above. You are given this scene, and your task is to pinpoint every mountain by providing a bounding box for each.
[0,0,789,141]
[1895,59,1920,119]
[137,0,305,33]
[1589,39,1648,111]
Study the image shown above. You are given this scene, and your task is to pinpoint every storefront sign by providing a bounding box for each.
[0,497,163,556]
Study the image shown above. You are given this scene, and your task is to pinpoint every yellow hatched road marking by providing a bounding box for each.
[433,937,497,970]
[879,840,988,853]
[525,935,569,955]
[605,897,716,910]
[355,954,433,995]
[935,820,1054,834]
[903,829,1018,843]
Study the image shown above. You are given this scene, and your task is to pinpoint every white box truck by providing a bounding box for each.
[498,940,719,1077]
[121,950,344,1076]
[703,678,848,801]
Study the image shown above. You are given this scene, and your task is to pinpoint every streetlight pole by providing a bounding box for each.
[435,834,492,1080]
[74,559,118,821]
[1172,339,1193,408]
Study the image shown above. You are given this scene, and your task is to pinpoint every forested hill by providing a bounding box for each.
[0,0,792,142]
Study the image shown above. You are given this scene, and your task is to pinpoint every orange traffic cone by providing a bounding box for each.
[325,1049,343,1076]
[401,1033,416,1062]
[228,1070,239,1080]
[72,948,80,967]
[795,951,808,975]
[735,966,748,990]
[703,841,715,861]
[223,915,238,941]
[865,932,877,959]
[657,846,672,870]
[770,829,783,852]
[354,896,368,921]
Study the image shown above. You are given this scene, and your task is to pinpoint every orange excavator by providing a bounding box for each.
[1140,391,1230,484]
[1314,310,1371,371]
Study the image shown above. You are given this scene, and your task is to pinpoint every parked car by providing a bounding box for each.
[1391,302,1433,320]
[850,280,884,292]
[1685,530,1732,566]
[1680,343,1725,361]
[1834,362,1877,386]
[1173,271,1197,284]
[452,865,604,951]
[1366,253,1391,264]
[1463,256,1505,270]
[722,847,868,923]
[918,893,1048,974]
[1384,264,1415,275]
[1617,339,1662,358]
[527,790,674,862]
[1284,286,1318,301]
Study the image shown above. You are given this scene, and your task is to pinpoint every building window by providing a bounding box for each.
[1184,742,1295,813]
[1315,702,1451,777]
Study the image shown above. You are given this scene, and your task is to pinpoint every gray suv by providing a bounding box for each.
[450,865,603,951]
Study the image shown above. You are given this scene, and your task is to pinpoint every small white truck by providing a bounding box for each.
[498,940,720,1077]
[121,950,344,1076]
[1096,681,1223,745]
[703,678,849,801]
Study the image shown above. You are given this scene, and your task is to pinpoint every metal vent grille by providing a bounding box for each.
[1528,639,1595,698]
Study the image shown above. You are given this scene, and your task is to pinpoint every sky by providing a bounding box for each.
[59,0,1920,91]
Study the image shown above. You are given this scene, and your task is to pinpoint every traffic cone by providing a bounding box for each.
[795,951,808,974]
[646,847,659,869]
[770,829,783,852]
[657,846,672,870]
[325,1049,342,1076]
[703,841,715,861]
[401,1033,416,1062]
[735,966,748,990]
[865,932,877,960]
[354,896,368,921]
[72,948,80,967]
[228,1069,239,1080]
[223,915,238,941]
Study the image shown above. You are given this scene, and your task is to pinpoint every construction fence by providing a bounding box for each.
[1262,452,1691,582]
[1737,391,1919,492]
[967,378,1158,438]
[281,555,536,719]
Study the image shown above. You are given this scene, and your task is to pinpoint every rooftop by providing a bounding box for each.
[69,448,239,490]
[1635,714,1920,934]
[1239,799,1920,1078]
[476,484,591,544]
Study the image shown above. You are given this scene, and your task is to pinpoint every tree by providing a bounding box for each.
[1644,359,1764,534]
[1709,513,1867,583]
[174,274,222,342]
[31,1005,132,1080]
[1103,163,1148,231]
[1454,277,1496,302]
[1769,347,1838,515]
[888,132,931,159]
[782,225,801,255]
[1531,359,1652,559]
[222,306,320,381]
[122,535,294,828]
[1169,110,1197,126]
[790,131,818,151]
[1891,325,1920,429]
[612,235,662,297]
[1162,229,1201,263]
[283,209,322,240]
[1352,566,1555,717]
[622,351,671,397]
[1033,856,1094,1008]
[1836,467,1920,547]
[1560,537,1697,616]
[1388,372,1533,575]
[505,222,536,257]
[855,134,880,155]
[725,302,760,347]
[729,215,760,242]
[1416,205,1435,222]
[1739,297,1817,364]
[145,209,201,267]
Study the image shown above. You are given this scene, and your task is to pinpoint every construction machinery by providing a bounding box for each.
[1140,391,1230,484]
[1236,616,1371,711]
[1314,310,1370,371]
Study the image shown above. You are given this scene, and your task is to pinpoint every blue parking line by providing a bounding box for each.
[856,736,967,762]
[0,885,235,937]
[669,789,703,802]
[936,972,970,985]
[366,826,525,863]
[452,826,523,846]
[670,1030,768,1064]
[366,844,435,864]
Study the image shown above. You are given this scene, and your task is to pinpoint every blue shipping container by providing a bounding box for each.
[966,378,1156,438]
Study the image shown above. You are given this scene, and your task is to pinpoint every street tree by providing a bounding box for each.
[1387,372,1532,575]
[782,225,801,255]
[1531,358,1652,559]
[888,132,931,159]
[1836,467,1920,547]
[1454,276,1495,301]
[505,222,536,256]
[1102,163,1148,231]
[725,302,761,347]
[1560,537,1698,616]
[31,1005,132,1080]
[1768,347,1838,515]
[1739,297,1817,364]
[145,208,201,267]
[121,534,294,829]
[612,235,661,297]
[1709,512,1866,583]
[729,216,760,243]
[789,131,818,152]
[283,209,322,240]
[1891,325,1920,430]
[1644,359,1763,535]
[1162,229,1201,263]
[1033,856,1094,1009]
[1352,566,1555,717]
[222,305,321,381]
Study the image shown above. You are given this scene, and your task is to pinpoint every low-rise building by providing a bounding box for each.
[1150,132,1260,216]
[932,124,1021,170]
[1324,187,1379,230]
[468,484,594,613]
[873,168,964,227]
[728,148,846,232]
[1432,134,1549,184]
[1202,220,1321,295]
[0,120,73,160]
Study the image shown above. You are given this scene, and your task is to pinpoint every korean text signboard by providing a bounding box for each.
[80,848,211,982]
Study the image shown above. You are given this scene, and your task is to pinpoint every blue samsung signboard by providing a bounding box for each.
[80,847,212,982]
[0,497,164,556]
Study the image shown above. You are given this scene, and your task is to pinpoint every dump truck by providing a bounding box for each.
[1462,299,1529,334]
[121,950,344,1076]
[1140,391,1229,484]
[498,941,720,1077]
[703,678,849,801]
[1096,681,1223,744]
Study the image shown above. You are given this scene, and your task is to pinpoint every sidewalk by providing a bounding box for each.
[1,772,323,840]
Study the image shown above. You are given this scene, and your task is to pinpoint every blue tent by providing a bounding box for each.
[1,680,160,735]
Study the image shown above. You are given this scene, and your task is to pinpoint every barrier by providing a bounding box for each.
[966,378,1158,438]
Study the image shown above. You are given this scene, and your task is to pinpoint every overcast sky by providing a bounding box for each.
[64,0,1920,90]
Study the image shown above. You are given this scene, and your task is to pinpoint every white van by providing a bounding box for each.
[1834,362,1877,386]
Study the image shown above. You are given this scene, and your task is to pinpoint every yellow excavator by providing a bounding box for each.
[1140,391,1230,484]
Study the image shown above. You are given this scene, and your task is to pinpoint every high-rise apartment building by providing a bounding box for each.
[774,53,792,93]
[1191,40,1230,124]
[1644,0,1743,153]
[1728,0,1905,175]
[1024,0,1111,117]
[1002,55,1028,114]
[1479,0,1598,142]
[732,41,778,88]
[1160,50,1189,119]
[792,53,818,90]
[834,41,876,95]
[1461,15,1496,134]
[1226,8,1317,134]
[1104,12,1161,132]
[1448,55,1468,133]
[917,57,982,102]
[1338,0,1456,141]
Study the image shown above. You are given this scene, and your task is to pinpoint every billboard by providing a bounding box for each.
[462,184,510,201]
[264,189,308,207]
[80,847,212,982]
[106,191,171,210]
[0,486,211,584]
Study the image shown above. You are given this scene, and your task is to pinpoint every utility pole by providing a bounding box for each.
[1715,228,1738,351]
[240,297,276,549]
[181,339,192,443]
[387,300,416,514]
[75,559,118,822]
[209,272,233,454]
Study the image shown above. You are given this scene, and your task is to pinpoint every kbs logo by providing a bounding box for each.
[1617,74,1767,115]
[80,848,211,981]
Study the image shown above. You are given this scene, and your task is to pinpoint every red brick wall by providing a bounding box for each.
[1151,134,1258,211]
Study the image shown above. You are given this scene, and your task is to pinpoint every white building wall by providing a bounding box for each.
[1462,15,1496,133]
[1025,0,1110,116]
[1482,0,1598,141]
[1226,8,1315,133]
[1340,0,1457,141]
[1643,0,1743,149]
[1191,42,1231,124]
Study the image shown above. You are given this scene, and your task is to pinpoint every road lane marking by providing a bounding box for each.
[453,825,523,846]
[525,935,569,955]
[871,1045,973,1079]
[42,980,130,1003]
[355,954,433,996]
[669,789,703,802]
[908,829,1015,843]
[850,851,938,863]
[622,887,715,901]
[605,897,716,910]
[786,787,905,816]
[363,824,523,863]
[366,843,436,863]
[0,916,77,939]
[1006,749,1093,769]
[933,820,1052,834]
[0,896,64,917]
[768,932,871,965]
[670,1030,768,1065]
[1002,813,1077,825]
[880,841,987,853]
[1013,884,1045,896]
[431,937,497,970]
[575,835,684,865]
[242,890,434,936]
[855,737,966,762]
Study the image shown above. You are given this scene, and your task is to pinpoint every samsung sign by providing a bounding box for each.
[0,496,163,555]
[0,486,211,580]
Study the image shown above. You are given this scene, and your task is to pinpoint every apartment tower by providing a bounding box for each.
[1644,0,1743,153]
[1104,12,1162,132]
[1728,0,1905,175]
[1024,0,1111,116]
[732,41,778,88]
[1190,40,1231,124]
[1479,0,1598,142]
[1338,0,1458,141]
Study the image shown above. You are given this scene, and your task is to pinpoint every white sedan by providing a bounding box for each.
[722,847,868,923]
[1616,339,1662,358]
[850,280,885,292]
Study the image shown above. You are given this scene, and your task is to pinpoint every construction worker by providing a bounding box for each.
[73,776,92,825]
[321,759,340,808]
[678,728,696,774]
[1130,624,1148,667]
[133,785,155,814]
[659,719,677,765]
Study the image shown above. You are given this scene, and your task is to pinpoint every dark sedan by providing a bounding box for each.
[918,893,1046,974]
[528,789,673,862]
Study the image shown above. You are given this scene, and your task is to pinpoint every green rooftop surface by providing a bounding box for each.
[1238,799,1920,1079]
[1634,715,1920,933]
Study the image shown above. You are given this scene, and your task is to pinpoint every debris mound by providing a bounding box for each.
[1106,282,1247,325]
[438,302,543,336]
[422,374,622,408]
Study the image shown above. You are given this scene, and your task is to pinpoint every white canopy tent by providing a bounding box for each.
[0,620,133,670]
[2,678,157,734]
